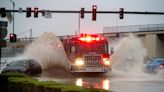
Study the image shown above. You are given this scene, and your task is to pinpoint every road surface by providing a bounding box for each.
[36,69,164,92]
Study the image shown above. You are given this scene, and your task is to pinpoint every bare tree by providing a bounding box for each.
[0,12,12,23]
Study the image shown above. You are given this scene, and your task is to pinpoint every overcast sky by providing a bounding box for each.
[0,0,164,38]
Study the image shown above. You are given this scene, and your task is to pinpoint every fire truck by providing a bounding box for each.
[61,34,111,73]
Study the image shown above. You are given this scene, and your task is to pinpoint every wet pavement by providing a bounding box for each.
[36,71,164,92]
[109,76,164,92]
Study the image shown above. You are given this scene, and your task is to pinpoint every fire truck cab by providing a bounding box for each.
[62,34,111,73]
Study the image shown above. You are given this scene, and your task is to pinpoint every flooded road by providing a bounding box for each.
[75,76,164,92]
[110,80,164,92]
[35,70,164,92]
[110,75,164,92]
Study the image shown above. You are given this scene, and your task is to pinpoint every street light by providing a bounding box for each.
[9,0,15,34]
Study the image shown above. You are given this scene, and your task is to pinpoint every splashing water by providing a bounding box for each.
[110,33,147,76]
[24,32,70,72]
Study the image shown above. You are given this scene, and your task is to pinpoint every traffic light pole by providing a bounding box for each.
[13,2,15,34]
[10,0,15,34]
[78,13,81,35]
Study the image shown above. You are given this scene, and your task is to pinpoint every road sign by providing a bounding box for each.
[0,21,8,27]
[45,11,52,18]
[19,7,23,13]
[0,28,7,39]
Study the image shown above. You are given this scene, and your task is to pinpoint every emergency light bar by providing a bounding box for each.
[78,35,105,42]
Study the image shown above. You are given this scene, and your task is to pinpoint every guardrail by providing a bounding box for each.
[103,24,164,33]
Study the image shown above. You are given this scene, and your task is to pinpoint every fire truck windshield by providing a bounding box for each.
[75,41,108,54]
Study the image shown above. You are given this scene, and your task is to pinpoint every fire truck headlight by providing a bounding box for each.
[103,58,111,66]
[75,58,84,66]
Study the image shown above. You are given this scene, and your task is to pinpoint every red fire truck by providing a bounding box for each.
[61,34,111,73]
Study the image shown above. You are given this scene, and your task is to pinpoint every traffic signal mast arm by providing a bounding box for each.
[4,9,164,15]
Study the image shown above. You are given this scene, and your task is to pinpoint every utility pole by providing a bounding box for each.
[30,29,32,38]
[30,29,32,42]
[78,13,81,35]
[9,0,15,56]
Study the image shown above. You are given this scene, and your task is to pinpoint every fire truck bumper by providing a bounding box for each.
[70,66,111,73]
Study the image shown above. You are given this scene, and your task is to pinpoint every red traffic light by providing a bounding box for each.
[80,8,85,19]
[92,5,97,21]
[10,34,13,37]
[34,7,39,18]
[93,5,97,9]
[10,33,17,42]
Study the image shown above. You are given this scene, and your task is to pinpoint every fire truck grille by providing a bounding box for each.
[84,55,102,66]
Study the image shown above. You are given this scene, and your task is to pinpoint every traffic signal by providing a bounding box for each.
[92,5,97,21]
[41,10,45,16]
[26,7,31,18]
[34,7,39,18]
[119,8,124,19]
[10,33,17,42]
[80,8,85,19]
[0,8,6,17]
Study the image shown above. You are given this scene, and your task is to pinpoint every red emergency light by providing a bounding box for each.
[79,35,104,42]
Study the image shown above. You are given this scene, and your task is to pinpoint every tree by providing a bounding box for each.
[0,11,12,23]
[6,12,12,23]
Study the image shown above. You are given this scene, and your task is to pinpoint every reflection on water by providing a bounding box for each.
[102,79,110,90]
[75,78,110,90]
[76,78,83,87]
